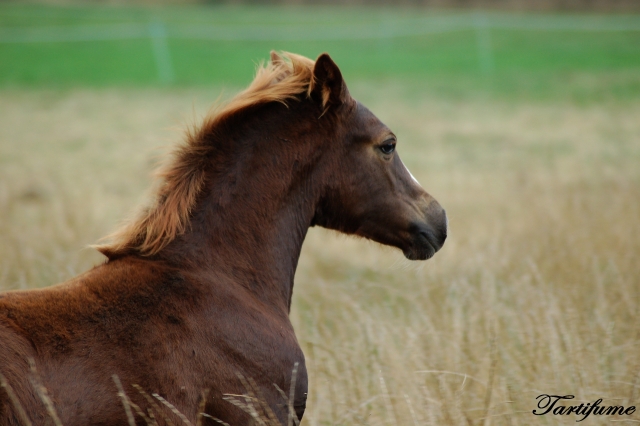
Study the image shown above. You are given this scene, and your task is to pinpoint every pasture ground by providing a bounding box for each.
[1,4,640,426]
[1,85,639,425]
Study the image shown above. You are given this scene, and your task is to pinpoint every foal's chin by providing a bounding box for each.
[403,243,436,261]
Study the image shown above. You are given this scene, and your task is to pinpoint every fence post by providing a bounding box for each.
[148,20,174,85]
[474,11,494,75]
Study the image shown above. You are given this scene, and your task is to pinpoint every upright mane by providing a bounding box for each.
[96,52,317,259]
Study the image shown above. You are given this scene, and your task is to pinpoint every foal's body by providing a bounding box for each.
[0,52,446,425]
[1,258,305,424]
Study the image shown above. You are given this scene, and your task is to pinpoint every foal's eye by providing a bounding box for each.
[379,142,396,155]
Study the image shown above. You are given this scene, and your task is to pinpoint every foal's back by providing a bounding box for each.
[0,258,201,424]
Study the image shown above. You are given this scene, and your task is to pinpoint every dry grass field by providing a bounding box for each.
[1,85,639,425]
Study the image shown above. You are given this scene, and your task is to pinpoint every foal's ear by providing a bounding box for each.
[312,53,350,107]
[270,50,283,65]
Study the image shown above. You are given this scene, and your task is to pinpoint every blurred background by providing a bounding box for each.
[1,1,639,94]
[1,1,640,425]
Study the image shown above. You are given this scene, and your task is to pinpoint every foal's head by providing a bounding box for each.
[96,51,446,262]
[307,53,447,260]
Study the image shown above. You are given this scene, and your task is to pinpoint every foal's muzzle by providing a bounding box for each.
[404,201,447,261]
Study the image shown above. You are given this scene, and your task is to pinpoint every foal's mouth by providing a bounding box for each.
[403,222,447,261]
[403,236,436,260]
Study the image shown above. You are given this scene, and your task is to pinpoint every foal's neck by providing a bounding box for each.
[163,104,323,312]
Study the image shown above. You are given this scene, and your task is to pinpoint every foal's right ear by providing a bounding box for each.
[312,53,349,107]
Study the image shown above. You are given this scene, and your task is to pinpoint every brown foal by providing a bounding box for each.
[0,52,447,425]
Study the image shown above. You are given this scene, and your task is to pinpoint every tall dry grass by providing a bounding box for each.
[1,86,639,425]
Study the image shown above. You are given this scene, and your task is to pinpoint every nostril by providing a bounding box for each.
[419,230,442,251]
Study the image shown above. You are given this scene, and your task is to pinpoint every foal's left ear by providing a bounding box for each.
[312,53,350,107]
[270,50,284,66]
